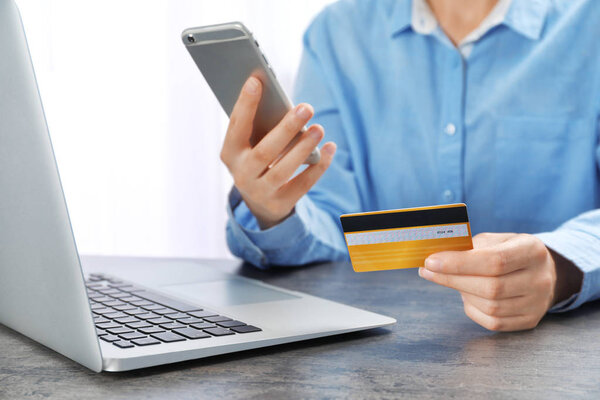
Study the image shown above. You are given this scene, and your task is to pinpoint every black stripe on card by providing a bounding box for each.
[340,205,469,233]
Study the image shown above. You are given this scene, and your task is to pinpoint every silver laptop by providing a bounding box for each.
[0,0,395,372]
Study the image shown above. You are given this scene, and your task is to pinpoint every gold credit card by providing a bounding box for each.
[340,204,473,272]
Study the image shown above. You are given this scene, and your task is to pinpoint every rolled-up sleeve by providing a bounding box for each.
[537,116,600,312]
[537,211,600,312]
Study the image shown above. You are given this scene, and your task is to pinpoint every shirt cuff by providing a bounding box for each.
[536,229,600,313]
[225,188,267,268]
[226,186,310,266]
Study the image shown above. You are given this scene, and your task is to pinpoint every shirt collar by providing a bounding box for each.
[388,0,549,41]
[503,0,549,40]
[387,0,413,37]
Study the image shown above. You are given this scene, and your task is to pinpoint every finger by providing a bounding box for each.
[223,77,262,156]
[249,103,314,174]
[463,301,540,332]
[424,234,544,276]
[419,267,533,299]
[277,142,336,205]
[424,246,524,277]
[460,292,534,318]
[262,124,324,187]
[472,232,516,249]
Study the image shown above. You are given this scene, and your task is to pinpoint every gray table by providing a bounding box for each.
[1,256,599,399]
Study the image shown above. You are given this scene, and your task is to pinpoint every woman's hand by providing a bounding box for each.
[220,77,336,229]
[419,232,582,331]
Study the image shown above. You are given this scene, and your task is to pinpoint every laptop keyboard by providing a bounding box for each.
[85,273,261,349]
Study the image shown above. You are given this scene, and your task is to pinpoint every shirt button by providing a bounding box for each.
[443,190,454,202]
[444,123,456,136]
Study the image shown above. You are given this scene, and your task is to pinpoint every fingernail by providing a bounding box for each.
[419,267,433,280]
[244,77,259,94]
[322,142,336,156]
[424,257,442,272]
[295,104,311,119]
[308,126,321,139]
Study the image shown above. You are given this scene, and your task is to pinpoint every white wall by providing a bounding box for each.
[16,0,335,259]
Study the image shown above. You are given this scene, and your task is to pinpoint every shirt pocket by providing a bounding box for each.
[493,116,595,224]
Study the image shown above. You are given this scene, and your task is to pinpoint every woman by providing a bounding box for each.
[220,0,599,331]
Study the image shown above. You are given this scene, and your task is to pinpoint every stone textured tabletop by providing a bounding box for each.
[1,256,599,399]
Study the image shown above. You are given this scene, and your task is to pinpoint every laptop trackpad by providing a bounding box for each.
[159,278,299,307]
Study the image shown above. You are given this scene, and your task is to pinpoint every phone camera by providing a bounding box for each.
[187,34,195,43]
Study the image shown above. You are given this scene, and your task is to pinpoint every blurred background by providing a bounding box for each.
[16,0,335,259]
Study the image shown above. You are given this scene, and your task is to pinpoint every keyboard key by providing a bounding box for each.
[100,334,120,343]
[93,296,114,303]
[173,327,211,340]
[94,306,116,313]
[152,308,177,315]
[119,296,142,302]
[86,283,102,288]
[190,322,216,330]
[151,332,186,343]
[96,328,107,336]
[108,282,134,288]
[142,304,166,311]
[204,327,235,337]
[96,322,122,330]
[98,288,121,295]
[126,321,152,329]
[135,291,202,313]
[108,292,132,299]
[102,300,126,307]
[132,337,161,346]
[138,326,165,334]
[107,327,134,335]
[114,316,139,324]
[147,317,172,325]
[136,312,160,320]
[104,312,128,319]
[177,317,205,324]
[113,304,136,311]
[88,293,105,299]
[98,289,121,295]
[131,300,154,307]
[93,316,110,324]
[124,308,148,316]
[119,286,145,293]
[203,316,232,323]
[119,332,146,340]
[92,308,114,315]
[165,313,189,320]
[91,303,106,310]
[217,320,247,328]
[159,322,187,330]
[231,325,262,334]
[188,310,218,318]
[113,340,135,349]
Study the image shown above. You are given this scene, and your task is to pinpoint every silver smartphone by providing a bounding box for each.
[182,22,320,164]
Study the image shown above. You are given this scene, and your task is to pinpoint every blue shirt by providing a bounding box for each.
[226,0,600,312]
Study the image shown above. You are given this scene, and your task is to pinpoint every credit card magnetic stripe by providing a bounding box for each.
[340,205,469,233]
